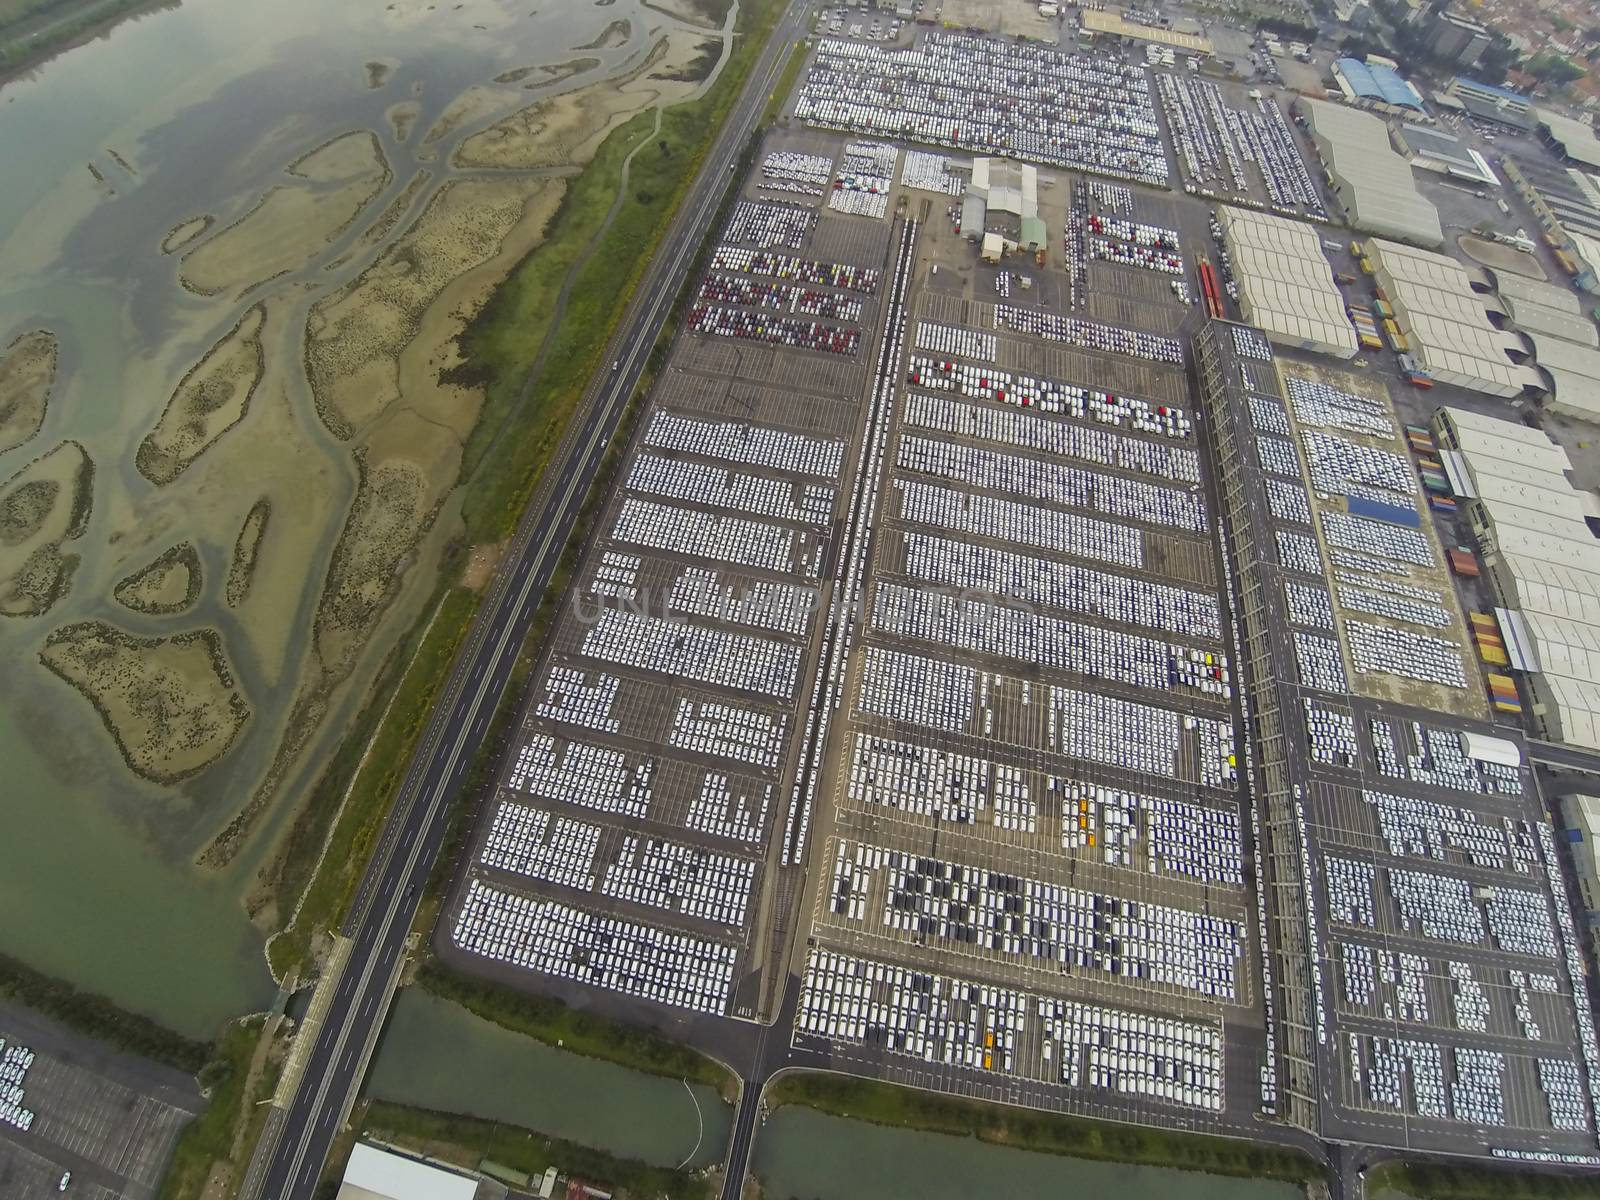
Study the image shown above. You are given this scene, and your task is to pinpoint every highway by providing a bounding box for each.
[245,7,811,1195]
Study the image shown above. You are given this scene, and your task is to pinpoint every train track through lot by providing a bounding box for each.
[244,7,814,1197]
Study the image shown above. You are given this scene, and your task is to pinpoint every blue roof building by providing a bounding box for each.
[1334,57,1426,113]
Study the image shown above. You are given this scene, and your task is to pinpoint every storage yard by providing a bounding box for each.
[439,19,1600,1175]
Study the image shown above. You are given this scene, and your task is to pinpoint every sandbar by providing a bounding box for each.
[0,330,57,456]
[226,498,271,608]
[136,304,266,485]
[113,541,202,615]
[40,622,250,785]
[0,440,93,618]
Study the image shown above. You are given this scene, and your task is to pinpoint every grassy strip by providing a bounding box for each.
[0,950,211,1073]
[761,37,807,126]
[456,0,785,545]
[267,585,479,979]
[361,1101,713,1200]
[416,959,730,1090]
[767,1073,1321,1182]
[1369,1160,1600,1200]
[155,1017,264,1200]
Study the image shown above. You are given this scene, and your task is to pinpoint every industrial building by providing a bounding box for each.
[1426,8,1493,67]
[1215,206,1358,357]
[961,157,1046,253]
[1528,331,1600,418]
[1362,237,1529,392]
[1434,405,1600,750]
[1502,157,1600,245]
[1490,277,1600,347]
[1441,76,1535,129]
[1078,7,1213,52]
[1391,122,1497,186]
[1558,795,1600,955]
[337,1144,491,1200]
[1299,99,1444,248]
[1539,110,1600,173]
[1331,57,1424,115]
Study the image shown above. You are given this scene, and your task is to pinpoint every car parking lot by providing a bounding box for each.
[0,1003,200,1200]
[1195,320,1600,1157]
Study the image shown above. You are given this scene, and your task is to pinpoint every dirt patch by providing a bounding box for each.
[576,18,631,49]
[0,329,57,456]
[0,440,93,618]
[1458,233,1549,281]
[114,541,203,615]
[306,176,561,438]
[226,498,271,608]
[161,216,215,255]
[39,622,250,784]
[180,132,391,296]
[136,304,266,485]
[460,541,505,590]
[387,101,422,143]
[656,36,721,83]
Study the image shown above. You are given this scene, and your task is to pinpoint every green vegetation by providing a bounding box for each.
[156,1017,265,1200]
[767,1073,1321,1182]
[762,38,807,126]
[1371,1160,1600,1200]
[267,585,479,979]
[0,0,169,72]
[361,1101,713,1200]
[455,0,785,544]
[265,0,785,987]
[0,950,211,1073]
[415,960,731,1091]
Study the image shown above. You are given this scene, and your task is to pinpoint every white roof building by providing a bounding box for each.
[1434,405,1600,750]
[1301,99,1444,248]
[1364,238,1533,395]
[338,1144,481,1200]
[1527,332,1600,420]
[1216,206,1358,358]
[1539,109,1600,172]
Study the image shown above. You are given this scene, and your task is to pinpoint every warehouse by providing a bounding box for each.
[1434,406,1600,750]
[1500,293,1600,347]
[1332,57,1425,115]
[1300,100,1444,248]
[962,157,1046,253]
[1557,795,1600,956]
[1391,122,1498,187]
[337,1144,485,1200]
[1363,238,1531,394]
[1500,158,1600,246]
[1529,332,1600,419]
[1539,110,1600,173]
[1216,206,1358,357]
[1442,76,1536,129]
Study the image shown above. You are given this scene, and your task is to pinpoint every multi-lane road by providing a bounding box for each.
[244,8,810,1196]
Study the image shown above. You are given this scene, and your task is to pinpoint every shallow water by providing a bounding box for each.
[365,989,732,1168]
[751,1106,1308,1200]
[0,0,714,1034]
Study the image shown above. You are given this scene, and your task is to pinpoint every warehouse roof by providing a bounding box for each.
[1439,406,1600,750]
[1216,206,1358,357]
[1540,110,1600,171]
[1336,57,1425,110]
[1303,100,1443,248]
[338,1145,479,1200]
[1394,123,1498,185]
[1367,238,1527,394]
[1492,271,1584,314]
[1503,295,1600,346]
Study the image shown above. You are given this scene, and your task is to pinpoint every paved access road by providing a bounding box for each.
[246,8,812,1196]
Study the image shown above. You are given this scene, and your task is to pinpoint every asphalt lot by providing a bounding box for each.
[0,1001,200,1200]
